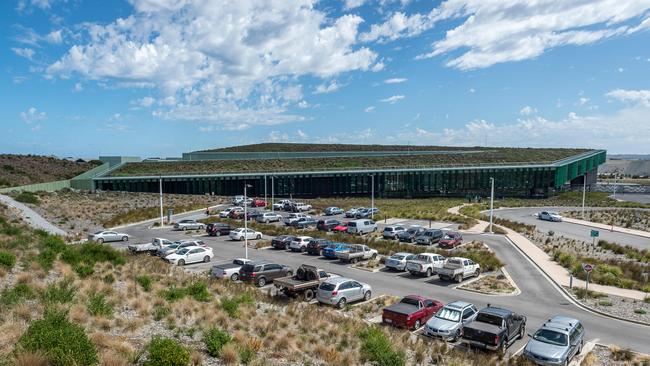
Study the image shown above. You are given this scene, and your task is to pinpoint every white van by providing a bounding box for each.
[346,219,377,235]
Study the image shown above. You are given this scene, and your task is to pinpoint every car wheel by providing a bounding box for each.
[178,259,185,266]
[519,325,525,340]
[499,339,508,355]
[452,329,461,342]
[122,236,128,241]
[230,273,239,281]
[577,340,583,354]
[97,238,104,244]
[371,253,377,260]
[410,238,414,243]
[363,291,371,301]
[474,269,480,277]
[455,274,464,283]
[265,220,269,224]
[414,319,421,330]
[300,247,306,253]
[257,277,267,287]
[239,236,244,241]
[304,289,315,301]
[426,268,432,277]
[182,227,187,231]
[256,234,261,240]
[203,256,210,263]
[337,297,347,309]
[216,231,221,237]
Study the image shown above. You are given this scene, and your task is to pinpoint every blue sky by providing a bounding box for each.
[2,0,650,158]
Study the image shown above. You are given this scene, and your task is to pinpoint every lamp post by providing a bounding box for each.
[271,176,274,213]
[244,183,252,259]
[582,172,587,219]
[264,174,267,207]
[159,175,164,227]
[371,175,375,219]
[489,177,494,233]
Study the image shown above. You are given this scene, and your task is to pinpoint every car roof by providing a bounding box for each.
[393,252,413,256]
[324,277,354,285]
[445,301,473,310]
[296,236,312,239]
[542,316,580,332]
[179,245,209,251]
[479,307,512,317]
[247,260,274,265]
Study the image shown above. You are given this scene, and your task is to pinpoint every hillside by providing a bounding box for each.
[0,155,100,188]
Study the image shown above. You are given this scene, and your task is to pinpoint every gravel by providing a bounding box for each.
[571,290,650,324]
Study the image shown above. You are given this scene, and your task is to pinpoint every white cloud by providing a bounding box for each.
[577,97,590,106]
[606,89,650,106]
[381,94,405,104]
[268,130,289,142]
[297,100,309,109]
[12,47,35,60]
[136,96,156,107]
[469,88,475,94]
[73,82,83,92]
[364,106,375,112]
[17,0,54,11]
[47,1,381,129]
[384,77,407,84]
[20,107,46,124]
[520,106,537,116]
[344,0,367,10]
[296,129,308,139]
[46,30,63,44]
[314,81,341,94]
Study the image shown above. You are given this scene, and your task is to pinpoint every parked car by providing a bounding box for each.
[206,222,232,237]
[306,238,332,255]
[355,207,379,219]
[383,225,406,239]
[229,228,263,241]
[322,243,351,259]
[166,246,214,266]
[345,207,365,218]
[382,295,444,330]
[347,219,377,235]
[211,258,252,281]
[398,226,425,243]
[271,235,295,250]
[292,202,313,212]
[523,316,585,365]
[156,240,206,257]
[127,237,172,254]
[239,261,293,287]
[232,195,245,205]
[424,301,478,341]
[406,253,446,277]
[415,229,444,245]
[331,222,349,233]
[219,207,241,218]
[173,219,205,231]
[324,207,344,215]
[436,257,481,283]
[256,212,283,223]
[462,307,527,354]
[317,219,342,231]
[384,252,416,271]
[228,208,245,219]
[538,211,563,222]
[335,244,378,263]
[283,213,311,226]
[273,200,291,210]
[88,230,129,243]
[316,277,372,308]
[282,201,296,211]
[245,210,264,221]
[291,217,318,229]
[274,264,339,301]
[290,236,313,252]
[438,232,463,249]
[251,199,267,207]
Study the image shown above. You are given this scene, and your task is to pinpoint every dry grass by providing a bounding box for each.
[220,343,239,365]
[0,154,100,188]
[13,350,50,366]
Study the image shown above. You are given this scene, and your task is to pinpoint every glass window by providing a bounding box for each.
[533,330,568,346]
[436,308,461,322]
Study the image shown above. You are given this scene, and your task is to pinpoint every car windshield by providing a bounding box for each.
[533,329,568,346]
[407,228,419,234]
[177,248,190,255]
[167,244,180,249]
[475,313,503,326]
[391,254,406,260]
[436,308,461,322]
[401,297,420,306]
[319,282,336,291]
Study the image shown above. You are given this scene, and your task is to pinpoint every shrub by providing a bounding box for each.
[136,275,152,292]
[598,300,613,306]
[220,293,254,318]
[41,279,76,304]
[36,249,57,271]
[17,309,98,366]
[186,281,211,302]
[14,192,39,204]
[87,293,113,317]
[102,273,115,284]
[145,337,190,366]
[358,327,405,366]
[238,345,255,364]
[161,286,186,302]
[153,306,171,321]
[1,283,34,307]
[0,251,16,269]
[73,264,94,278]
[634,309,647,315]
[203,327,231,357]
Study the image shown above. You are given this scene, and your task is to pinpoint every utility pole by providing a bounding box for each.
[159,176,164,227]
[489,177,494,233]
[244,183,251,259]
[613,172,617,200]
[582,172,587,220]
[371,175,375,219]
[271,176,274,213]
[264,174,267,207]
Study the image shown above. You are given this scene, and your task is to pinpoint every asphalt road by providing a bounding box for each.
[492,207,650,250]
[116,206,650,354]
[616,193,650,204]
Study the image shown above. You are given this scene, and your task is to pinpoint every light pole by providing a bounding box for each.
[244,183,252,259]
[489,177,494,233]
[371,175,375,219]
[159,175,164,227]
[271,176,274,213]
[582,172,587,219]
[264,174,267,207]
[613,171,618,200]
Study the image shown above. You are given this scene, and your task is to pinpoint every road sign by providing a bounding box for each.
[582,263,594,273]
[590,230,599,238]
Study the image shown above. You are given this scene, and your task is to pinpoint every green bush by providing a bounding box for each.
[359,326,405,366]
[0,283,34,307]
[186,281,211,302]
[238,345,255,364]
[0,251,16,269]
[598,300,613,306]
[203,327,231,357]
[102,273,115,284]
[145,337,190,366]
[41,279,76,304]
[17,309,98,366]
[161,286,186,302]
[220,293,254,318]
[14,192,39,204]
[136,275,152,292]
[153,306,171,321]
[36,249,57,271]
[87,293,113,317]
[73,264,95,278]
[634,309,647,315]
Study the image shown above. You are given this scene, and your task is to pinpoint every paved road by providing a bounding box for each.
[117,208,650,354]
[615,193,650,204]
[492,207,650,250]
[0,194,67,236]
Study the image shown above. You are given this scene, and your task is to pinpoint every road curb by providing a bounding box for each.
[455,267,521,297]
[562,217,650,239]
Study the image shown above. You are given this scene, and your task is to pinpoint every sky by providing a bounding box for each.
[2,0,650,158]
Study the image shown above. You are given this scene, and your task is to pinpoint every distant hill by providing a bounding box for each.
[600,159,650,177]
[0,155,101,188]
[608,154,650,161]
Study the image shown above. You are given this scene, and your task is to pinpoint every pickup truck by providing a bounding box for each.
[291,217,318,229]
[274,264,339,301]
[283,213,310,226]
[211,258,252,281]
[382,295,443,330]
[462,307,526,354]
[127,237,173,254]
[406,253,446,277]
[322,243,350,259]
[436,257,481,283]
[335,244,378,263]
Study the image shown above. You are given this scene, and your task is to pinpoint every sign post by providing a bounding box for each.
[582,263,594,298]
[590,229,599,247]
[167,208,173,225]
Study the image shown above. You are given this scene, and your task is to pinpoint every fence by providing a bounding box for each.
[0,179,71,193]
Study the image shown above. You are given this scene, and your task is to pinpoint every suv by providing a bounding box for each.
[398,226,425,243]
[383,225,406,239]
[316,277,372,308]
[206,222,232,236]
[523,316,585,365]
[290,236,313,252]
[347,219,377,235]
[257,212,283,223]
[317,219,342,232]
[424,301,478,341]
[239,261,293,287]
[416,229,444,245]
[324,207,344,215]
[283,213,310,226]
[271,235,295,250]
[307,238,332,256]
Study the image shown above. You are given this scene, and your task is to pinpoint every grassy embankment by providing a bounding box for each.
[0,154,100,188]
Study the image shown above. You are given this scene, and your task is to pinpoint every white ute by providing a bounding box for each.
[436,257,480,283]
[406,253,446,277]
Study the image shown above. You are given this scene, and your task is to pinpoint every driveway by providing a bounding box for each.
[0,194,67,236]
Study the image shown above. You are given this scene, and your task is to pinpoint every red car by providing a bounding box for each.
[438,232,463,249]
[382,295,443,330]
[251,199,267,207]
[228,208,245,219]
[331,222,348,233]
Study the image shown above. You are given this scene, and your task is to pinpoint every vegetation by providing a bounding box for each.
[203,327,232,357]
[207,142,483,152]
[0,154,100,188]
[565,209,650,232]
[102,204,209,228]
[145,337,190,366]
[0,250,16,269]
[13,191,40,204]
[597,240,650,263]
[553,250,648,290]
[359,326,405,366]
[220,293,255,318]
[136,274,153,291]
[86,293,113,317]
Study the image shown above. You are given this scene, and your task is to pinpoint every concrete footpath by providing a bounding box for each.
[0,194,67,236]
[563,217,650,239]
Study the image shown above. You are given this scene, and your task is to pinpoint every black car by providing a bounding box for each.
[246,210,264,221]
[306,238,332,255]
[271,235,295,250]
[206,222,232,237]
[317,219,342,232]
[462,307,526,353]
[397,227,425,243]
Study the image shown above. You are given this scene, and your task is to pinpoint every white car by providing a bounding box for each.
[211,258,252,280]
[87,230,129,243]
[166,246,214,266]
[283,213,310,226]
[219,207,241,218]
[289,236,313,252]
[229,228,263,241]
[538,211,563,222]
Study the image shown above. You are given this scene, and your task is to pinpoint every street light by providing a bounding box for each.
[159,175,164,227]
[489,177,494,233]
[244,183,252,259]
[371,175,375,219]
[581,171,587,219]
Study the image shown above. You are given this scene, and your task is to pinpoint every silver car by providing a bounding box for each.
[155,240,205,257]
[523,316,585,366]
[424,301,478,341]
[256,212,283,223]
[382,225,406,239]
[316,277,372,308]
[87,230,129,243]
[538,211,563,222]
[173,219,205,231]
[384,252,415,271]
